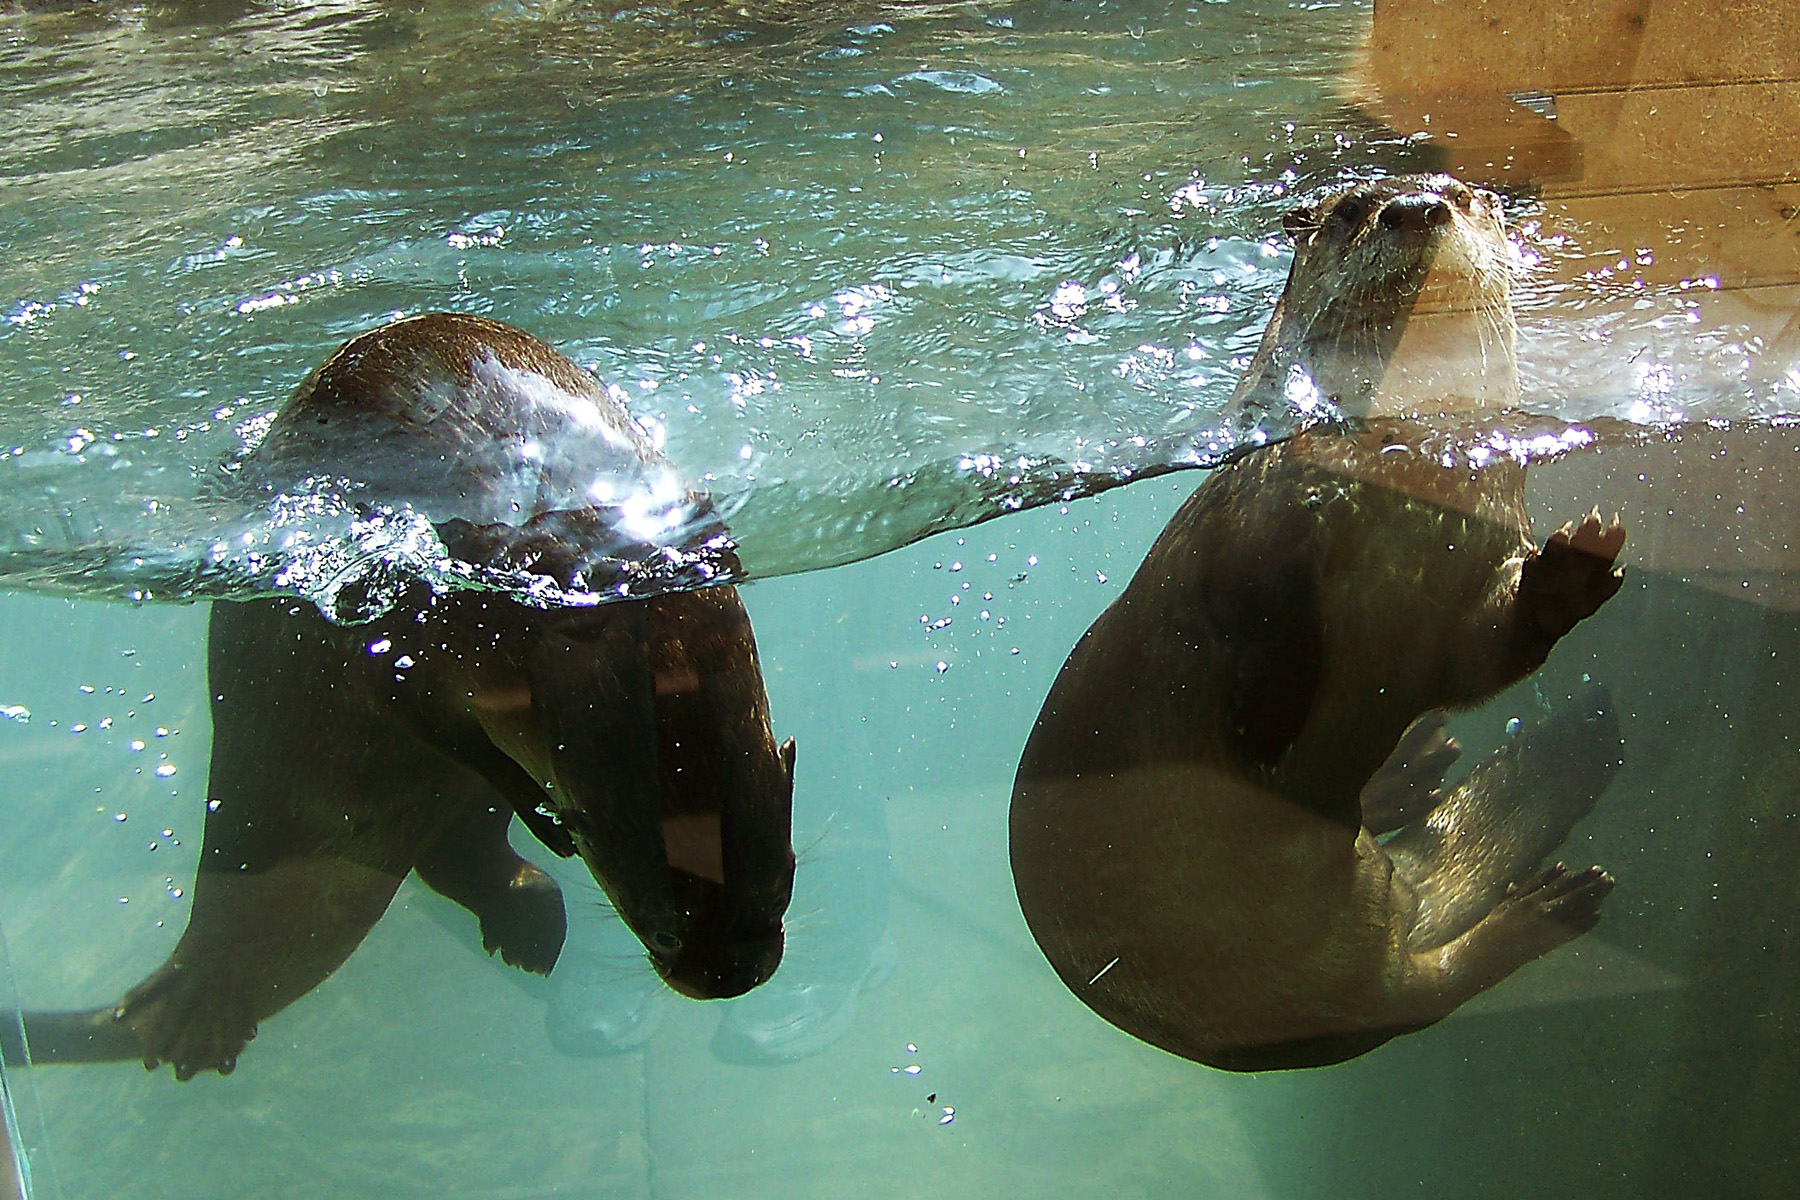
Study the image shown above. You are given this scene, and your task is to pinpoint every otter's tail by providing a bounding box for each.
[0,1008,144,1067]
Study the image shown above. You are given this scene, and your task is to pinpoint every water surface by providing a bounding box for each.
[8,0,1723,611]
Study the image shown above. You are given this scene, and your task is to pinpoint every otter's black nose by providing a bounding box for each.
[1379,194,1453,233]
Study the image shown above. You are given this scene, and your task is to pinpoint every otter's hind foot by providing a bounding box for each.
[1518,509,1627,643]
[1411,862,1615,1024]
[1497,861,1615,948]
[117,962,259,1081]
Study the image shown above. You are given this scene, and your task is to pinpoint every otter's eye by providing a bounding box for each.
[1281,203,1319,238]
[1445,181,1475,208]
[649,931,683,955]
[1328,197,1370,230]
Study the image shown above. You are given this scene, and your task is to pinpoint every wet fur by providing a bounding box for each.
[21,315,796,1079]
[1010,176,1626,1070]
[1232,174,1517,427]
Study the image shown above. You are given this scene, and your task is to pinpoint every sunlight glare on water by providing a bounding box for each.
[0,0,1420,611]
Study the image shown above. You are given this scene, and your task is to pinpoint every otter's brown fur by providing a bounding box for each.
[1010,176,1626,1071]
[23,314,796,1079]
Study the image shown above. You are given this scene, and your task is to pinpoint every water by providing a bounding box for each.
[0,0,1386,607]
[1,1,1781,605]
[3,0,1800,1196]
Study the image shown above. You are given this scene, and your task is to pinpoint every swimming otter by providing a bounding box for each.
[19,314,797,1080]
[1009,175,1627,1071]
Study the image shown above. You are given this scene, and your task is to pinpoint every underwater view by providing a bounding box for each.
[2,0,1798,1196]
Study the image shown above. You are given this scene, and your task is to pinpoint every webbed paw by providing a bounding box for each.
[479,861,567,976]
[1362,711,1462,836]
[118,961,258,1081]
[1500,861,1615,942]
[1518,509,1627,643]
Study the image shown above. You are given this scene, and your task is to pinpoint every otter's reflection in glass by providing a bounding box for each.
[1011,176,1632,1070]
[539,784,894,1066]
[10,316,797,1080]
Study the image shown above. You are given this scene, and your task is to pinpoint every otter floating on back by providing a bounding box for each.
[18,314,797,1080]
[1009,175,1627,1071]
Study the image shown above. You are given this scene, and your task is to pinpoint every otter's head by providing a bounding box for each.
[642,732,798,1001]
[565,716,797,1003]
[541,586,798,1003]
[1232,174,1517,427]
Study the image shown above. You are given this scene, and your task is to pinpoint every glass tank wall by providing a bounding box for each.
[1,0,1796,1196]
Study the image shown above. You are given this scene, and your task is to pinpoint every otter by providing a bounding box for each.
[1009,175,1628,1071]
[17,314,797,1080]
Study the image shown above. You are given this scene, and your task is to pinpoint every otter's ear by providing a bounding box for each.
[1282,203,1319,238]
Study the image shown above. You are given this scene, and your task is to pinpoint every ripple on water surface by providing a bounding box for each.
[0,0,1777,614]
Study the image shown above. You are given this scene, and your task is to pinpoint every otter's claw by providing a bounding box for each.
[1503,861,1615,936]
[1519,509,1627,642]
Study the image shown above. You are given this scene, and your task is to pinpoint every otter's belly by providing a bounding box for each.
[1011,764,1407,1061]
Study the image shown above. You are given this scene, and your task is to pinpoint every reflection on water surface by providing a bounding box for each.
[0,0,1407,606]
[4,0,1790,608]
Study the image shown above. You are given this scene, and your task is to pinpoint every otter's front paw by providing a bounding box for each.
[1518,509,1627,643]
[1362,711,1461,836]
[479,862,567,977]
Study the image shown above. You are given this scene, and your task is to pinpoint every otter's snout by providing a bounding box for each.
[1379,192,1454,233]
[657,923,785,1000]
